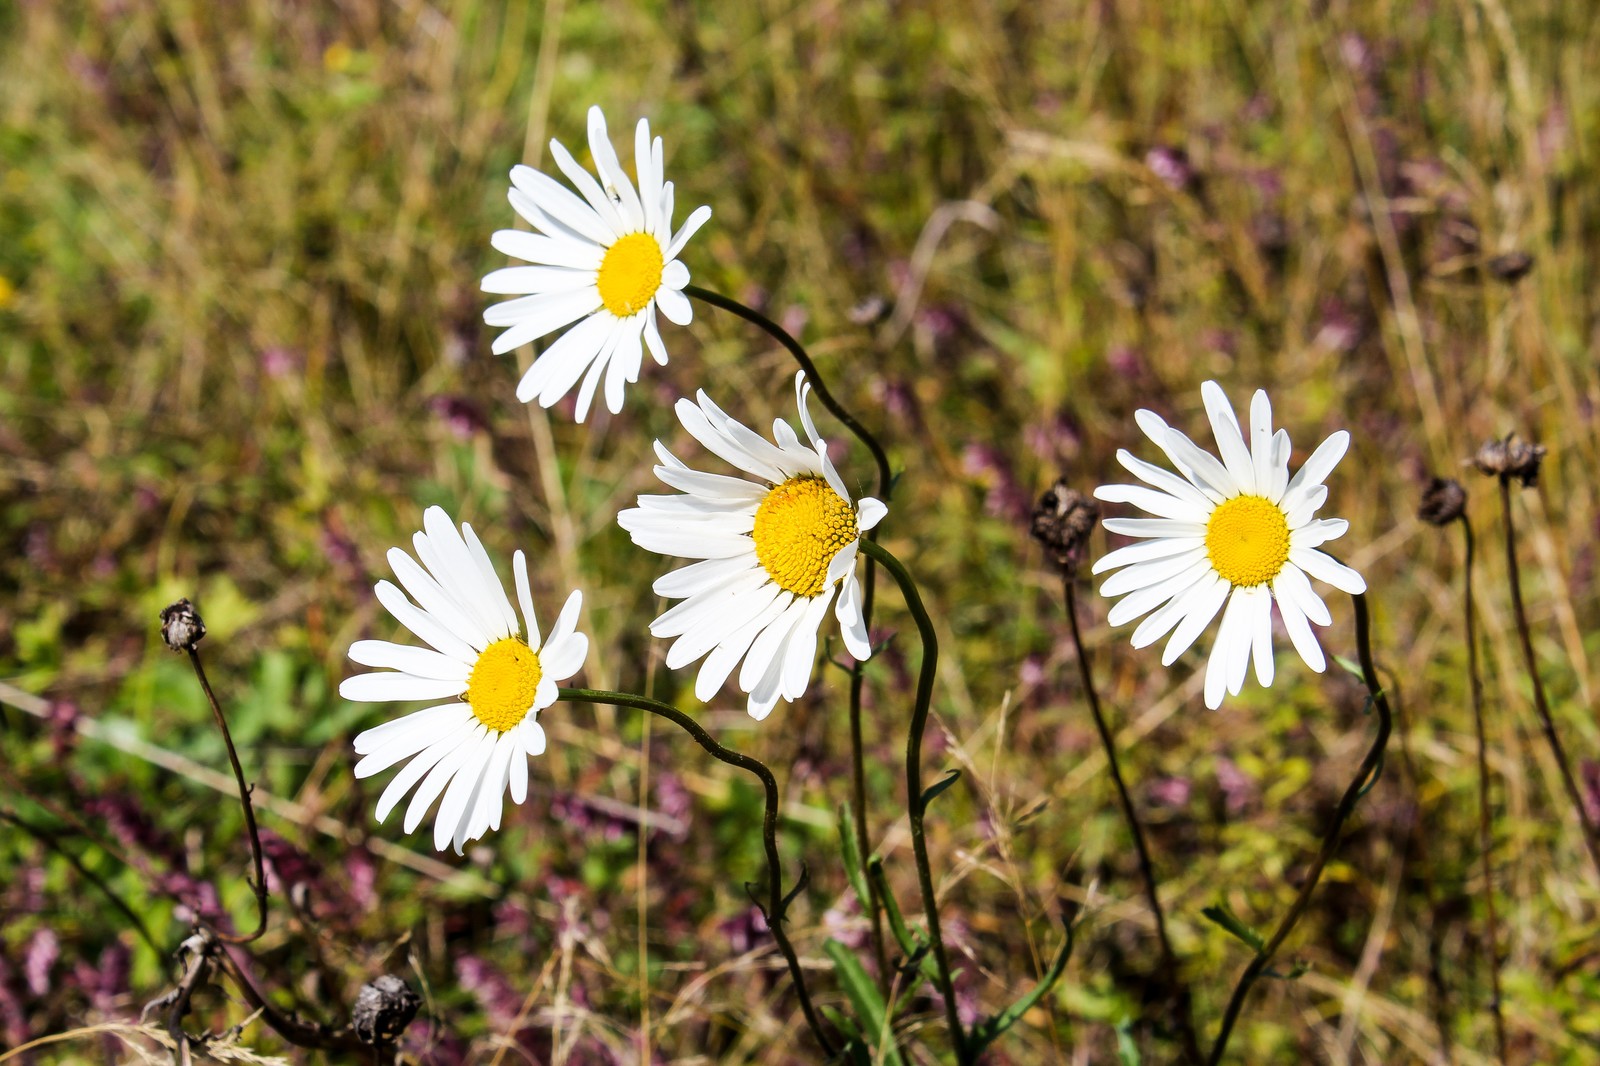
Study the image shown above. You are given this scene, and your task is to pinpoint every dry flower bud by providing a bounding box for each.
[1417,477,1467,526]
[159,599,206,652]
[1471,436,1547,488]
[352,974,422,1046]
[1486,251,1534,284]
[1030,478,1099,575]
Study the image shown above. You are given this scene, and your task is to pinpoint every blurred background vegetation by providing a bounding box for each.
[2,0,1598,1061]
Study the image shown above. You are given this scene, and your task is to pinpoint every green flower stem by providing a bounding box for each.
[1206,591,1393,1065]
[1062,578,1203,1065]
[857,538,968,1063]
[557,687,836,1057]
[1495,477,1600,879]
[1460,517,1509,1062]
[682,284,893,496]
[685,282,896,989]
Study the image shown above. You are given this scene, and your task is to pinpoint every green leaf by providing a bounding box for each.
[838,803,870,909]
[1332,654,1366,681]
[1115,1017,1142,1065]
[1202,901,1265,952]
[919,768,962,811]
[824,939,906,1066]
[967,912,1076,1054]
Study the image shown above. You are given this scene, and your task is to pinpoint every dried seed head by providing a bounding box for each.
[351,974,422,1047]
[1030,478,1099,576]
[1470,435,1547,488]
[1417,477,1467,526]
[1486,251,1534,284]
[159,599,206,652]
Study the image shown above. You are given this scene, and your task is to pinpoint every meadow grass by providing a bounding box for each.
[2,0,1598,1062]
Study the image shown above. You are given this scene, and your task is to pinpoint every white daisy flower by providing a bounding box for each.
[616,372,887,720]
[481,104,712,422]
[1092,381,1366,709]
[341,506,589,853]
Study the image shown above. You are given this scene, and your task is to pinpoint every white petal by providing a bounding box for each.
[656,285,693,326]
[1273,579,1326,672]
[1114,449,1215,510]
[1093,536,1206,575]
[490,227,605,270]
[857,497,887,531]
[780,593,834,701]
[836,573,870,660]
[1205,588,1250,709]
[1248,585,1276,687]
[354,706,471,777]
[534,676,559,710]
[568,320,625,423]
[643,314,669,365]
[348,641,469,681]
[340,672,467,703]
[666,582,784,668]
[739,596,810,694]
[653,556,761,598]
[387,548,491,652]
[460,523,521,641]
[1100,517,1209,539]
[1284,485,1329,529]
[1158,572,1230,665]
[544,590,585,655]
[434,729,498,851]
[425,509,513,643]
[508,165,617,246]
[1105,556,1217,627]
[1134,410,1231,502]
[1283,430,1351,503]
[1099,548,1210,598]
[373,581,479,664]
[514,309,615,406]
[539,632,589,683]
[405,724,489,835]
[509,734,530,804]
[1201,381,1257,495]
[512,550,541,649]
[522,719,548,757]
[482,265,595,297]
[354,702,471,755]
[374,729,469,823]
[1249,391,1278,500]
[549,136,628,236]
[1290,518,1349,549]
[666,205,712,261]
[1276,563,1333,627]
[662,260,689,289]
[586,105,644,231]
[1094,484,1208,522]
[1289,547,1367,595]
[695,592,792,702]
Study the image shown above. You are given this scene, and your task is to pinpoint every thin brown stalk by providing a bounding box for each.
[1461,517,1509,1062]
[183,646,269,944]
[1062,577,1202,1064]
[1496,477,1600,878]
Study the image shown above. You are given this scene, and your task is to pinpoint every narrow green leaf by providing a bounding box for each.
[1202,902,1265,952]
[967,912,1076,1054]
[838,802,870,908]
[1115,1017,1142,1065]
[824,939,906,1066]
[868,858,918,955]
[919,768,962,811]
[1332,654,1365,681]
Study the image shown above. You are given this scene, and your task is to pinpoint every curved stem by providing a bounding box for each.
[683,284,893,497]
[1062,579,1202,1064]
[685,282,896,988]
[1206,592,1393,1065]
[185,647,268,945]
[1461,517,1509,1062]
[857,539,967,1062]
[557,687,836,1057]
[1496,477,1600,879]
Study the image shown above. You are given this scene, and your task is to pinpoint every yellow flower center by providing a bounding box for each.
[752,476,859,598]
[464,637,543,733]
[1205,495,1291,587]
[596,232,664,317]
